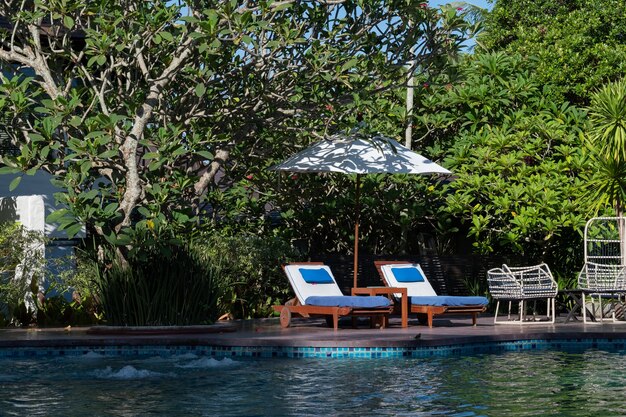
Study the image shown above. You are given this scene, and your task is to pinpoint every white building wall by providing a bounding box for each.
[0,171,81,237]
[0,171,82,300]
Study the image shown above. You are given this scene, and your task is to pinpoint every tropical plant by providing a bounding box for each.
[0,1,478,263]
[417,52,590,275]
[0,222,45,326]
[37,251,103,326]
[93,241,221,326]
[195,232,301,319]
[583,156,626,218]
[266,173,451,258]
[480,0,626,104]
[584,79,626,217]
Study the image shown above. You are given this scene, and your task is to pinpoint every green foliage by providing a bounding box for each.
[418,52,589,274]
[34,294,89,327]
[417,51,542,150]
[587,79,626,162]
[583,155,626,218]
[0,224,103,327]
[195,1,478,260]
[462,274,490,298]
[36,252,103,326]
[195,232,301,319]
[0,0,478,256]
[481,0,626,104]
[584,79,626,217]
[93,243,220,326]
[268,173,451,256]
[0,222,45,326]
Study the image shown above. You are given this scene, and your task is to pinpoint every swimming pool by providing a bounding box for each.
[1,347,625,416]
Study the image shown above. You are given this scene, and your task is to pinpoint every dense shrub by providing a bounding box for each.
[416,52,589,277]
[0,222,45,326]
[195,232,301,319]
[35,251,103,326]
[93,243,220,326]
[481,0,626,104]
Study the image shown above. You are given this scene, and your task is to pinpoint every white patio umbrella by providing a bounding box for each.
[270,133,451,288]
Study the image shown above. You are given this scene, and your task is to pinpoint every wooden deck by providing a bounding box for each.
[2,315,626,350]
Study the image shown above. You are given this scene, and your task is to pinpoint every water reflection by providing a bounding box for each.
[1,350,626,416]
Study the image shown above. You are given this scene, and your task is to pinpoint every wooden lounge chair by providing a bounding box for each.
[374,260,488,327]
[272,262,393,331]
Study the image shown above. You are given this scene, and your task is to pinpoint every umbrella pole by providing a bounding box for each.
[353,174,361,289]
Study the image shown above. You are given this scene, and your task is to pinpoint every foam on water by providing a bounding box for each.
[4,350,626,416]
[171,353,199,360]
[176,357,237,369]
[92,365,174,380]
[79,351,107,359]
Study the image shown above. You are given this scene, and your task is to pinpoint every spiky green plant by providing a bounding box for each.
[585,79,626,218]
[93,243,221,326]
[584,155,626,218]
[587,79,626,164]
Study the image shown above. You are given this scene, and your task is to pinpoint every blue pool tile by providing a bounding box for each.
[4,337,626,359]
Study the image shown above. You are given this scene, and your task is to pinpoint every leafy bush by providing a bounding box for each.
[195,232,301,319]
[93,243,220,326]
[36,251,103,326]
[417,52,589,275]
[0,222,45,326]
[481,0,626,104]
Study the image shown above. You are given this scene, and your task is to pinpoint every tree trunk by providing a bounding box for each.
[194,149,230,196]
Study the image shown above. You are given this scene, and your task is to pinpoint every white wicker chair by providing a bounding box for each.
[578,262,626,322]
[487,263,558,324]
[577,217,626,323]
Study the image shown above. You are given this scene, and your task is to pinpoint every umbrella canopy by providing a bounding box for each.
[271,134,451,175]
[271,134,451,288]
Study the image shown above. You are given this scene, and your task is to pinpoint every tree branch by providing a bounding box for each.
[118,35,197,228]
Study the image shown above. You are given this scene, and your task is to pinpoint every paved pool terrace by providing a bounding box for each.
[3,315,626,355]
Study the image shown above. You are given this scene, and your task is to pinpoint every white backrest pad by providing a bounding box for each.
[284,265,343,304]
[380,264,437,297]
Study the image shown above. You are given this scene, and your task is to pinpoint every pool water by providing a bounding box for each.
[1,349,625,416]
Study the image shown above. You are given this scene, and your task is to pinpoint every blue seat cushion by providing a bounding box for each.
[300,268,334,284]
[391,267,425,282]
[305,296,391,308]
[410,295,488,307]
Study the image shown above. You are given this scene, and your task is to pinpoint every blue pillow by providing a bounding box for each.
[391,267,425,283]
[300,268,334,284]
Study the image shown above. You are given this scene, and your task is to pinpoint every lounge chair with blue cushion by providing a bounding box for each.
[374,261,488,327]
[272,262,393,330]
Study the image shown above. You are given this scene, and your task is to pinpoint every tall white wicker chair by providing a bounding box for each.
[577,217,626,323]
[487,263,558,324]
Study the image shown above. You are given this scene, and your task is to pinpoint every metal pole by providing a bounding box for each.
[353,174,361,289]
[405,62,414,149]
[613,198,625,265]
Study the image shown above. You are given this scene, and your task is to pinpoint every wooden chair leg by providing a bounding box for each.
[427,309,434,328]
[333,312,339,331]
[279,307,291,328]
[472,312,477,326]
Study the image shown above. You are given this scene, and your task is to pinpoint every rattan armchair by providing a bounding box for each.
[577,262,626,323]
[576,217,626,323]
[487,263,558,324]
